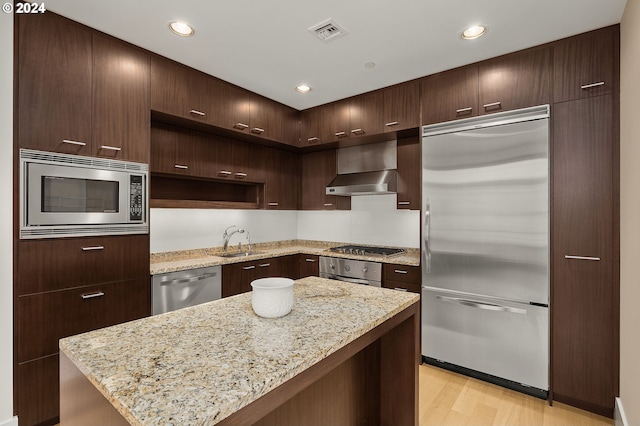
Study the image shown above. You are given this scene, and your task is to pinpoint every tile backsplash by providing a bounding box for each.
[151,194,420,253]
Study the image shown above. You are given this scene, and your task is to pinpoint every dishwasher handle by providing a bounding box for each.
[161,272,218,286]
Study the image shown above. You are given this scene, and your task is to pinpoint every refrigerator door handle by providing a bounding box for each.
[436,295,528,315]
[424,201,431,273]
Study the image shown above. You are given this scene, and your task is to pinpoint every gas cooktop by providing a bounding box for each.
[328,245,406,257]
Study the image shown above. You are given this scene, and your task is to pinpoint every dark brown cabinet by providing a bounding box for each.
[18,13,150,162]
[551,95,617,416]
[92,34,150,163]
[300,150,350,211]
[151,56,209,122]
[421,67,479,125]
[478,47,551,115]
[382,263,421,294]
[298,254,319,278]
[15,235,150,425]
[396,136,421,210]
[422,47,550,124]
[328,92,384,142]
[553,27,616,103]
[222,256,300,297]
[265,149,299,210]
[382,81,420,132]
[300,106,329,147]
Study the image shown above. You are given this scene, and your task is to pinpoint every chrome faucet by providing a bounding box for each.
[222,225,245,253]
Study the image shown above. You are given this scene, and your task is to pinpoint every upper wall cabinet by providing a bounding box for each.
[150,57,209,122]
[382,81,420,133]
[478,47,551,114]
[18,13,92,156]
[422,47,551,125]
[553,26,616,103]
[330,91,384,142]
[300,106,330,147]
[18,13,150,163]
[421,67,479,125]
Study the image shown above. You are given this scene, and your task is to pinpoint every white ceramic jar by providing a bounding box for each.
[250,277,294,318]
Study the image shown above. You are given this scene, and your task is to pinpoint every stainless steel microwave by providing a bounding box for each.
[19,149,148,239]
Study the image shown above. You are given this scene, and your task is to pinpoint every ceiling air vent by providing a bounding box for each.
[308,18,348,43]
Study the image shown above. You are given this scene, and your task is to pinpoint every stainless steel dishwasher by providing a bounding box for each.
[152,266,221,315]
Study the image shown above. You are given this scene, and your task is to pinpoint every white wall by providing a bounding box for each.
[1,8,15,426]
[619,0,640,424]
[151,195,421,253]
[297,194,420,248]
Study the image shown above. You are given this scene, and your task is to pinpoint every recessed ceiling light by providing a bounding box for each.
[462,25,486,40]
[364,62,376,69]
[295,84,312,94]
[169,21,195,37]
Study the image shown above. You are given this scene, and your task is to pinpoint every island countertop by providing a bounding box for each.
[59,277,420,425]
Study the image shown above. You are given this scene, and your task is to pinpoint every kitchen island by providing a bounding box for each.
[60,277,420,425]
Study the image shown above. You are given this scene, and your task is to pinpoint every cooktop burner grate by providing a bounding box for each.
[328,245,406,257]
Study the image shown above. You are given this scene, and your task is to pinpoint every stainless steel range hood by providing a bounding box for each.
[326,140,397,196]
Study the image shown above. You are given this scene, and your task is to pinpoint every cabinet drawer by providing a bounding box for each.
[18,278,150,362]
[383,280,421,294]
[17,354,60,426]
[383,264,421,284]
[18,235,149,294]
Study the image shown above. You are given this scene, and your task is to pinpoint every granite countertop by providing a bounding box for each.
[150,240,420,275]
[60,277,420,426]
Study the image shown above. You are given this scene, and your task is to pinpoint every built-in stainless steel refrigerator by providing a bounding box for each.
[421,105,549,398]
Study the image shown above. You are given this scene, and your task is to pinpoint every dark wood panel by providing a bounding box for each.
[299,107,324,147]
[151,175,260,204]
[150,56,208,121]
[421,66,479,125]
[251,95,282,141]
[349,91,384,139]
[382,280,421,294]
[553,27,615,103]
[17,235,149,295]
[383,81,420,132]
[383,263,421,285]
[177,130,216,179]
[280,255,301,279]
[552,95,615,414]
[17,354,60,426]
[17,12,92,155]
[150,122,178,174]
[281,105,300,147]
[92,34,150,163]
[396,135,421,209]
[265,149,299,210]
[479,47,551,114]
[18,278,150,362]
[298,254,319,278]
[254,342,380,426]
[300,150,347,210]
[222,262,255,297]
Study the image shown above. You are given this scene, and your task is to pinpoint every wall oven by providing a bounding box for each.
[19,149,148,239]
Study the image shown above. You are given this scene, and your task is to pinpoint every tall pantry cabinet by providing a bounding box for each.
[550,26,619,417]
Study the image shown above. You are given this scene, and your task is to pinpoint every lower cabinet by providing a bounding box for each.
[382,264,421,294]
[298,254,319,278]
[222,255,301,297]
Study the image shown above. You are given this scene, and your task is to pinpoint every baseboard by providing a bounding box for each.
[615,397,629,426]
[0,416,18,426]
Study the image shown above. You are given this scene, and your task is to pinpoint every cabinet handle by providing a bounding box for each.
[259,263,271,268]
[394,269,409,274]
[393,287,409,292]
[242,266,256,270]
[218,170,232,176]
[189,109,206,117]
[99,145,122,152]
[483,101,502,110]
[268,202,279,206]
[233,122,249,130]
[234,172,247,179]
[581,81,605,90]
[323,203,333,207]
[564,255,601,261]
[305,258,317,263]
[385,121,399,127]
[307,137,320,143]
[82,246,104,251]
[398,201,411,206]
[335,131,347,138]
[351,128,365,135]
[174,164,188,170]
[456,107,473,114]
[62,139,87,147]
[251,127,265,134]
[81,291,105,300]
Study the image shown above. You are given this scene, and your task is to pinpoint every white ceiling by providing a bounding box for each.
[45,0,627,111]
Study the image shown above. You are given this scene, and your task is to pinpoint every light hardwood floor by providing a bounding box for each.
[419,364,614,426]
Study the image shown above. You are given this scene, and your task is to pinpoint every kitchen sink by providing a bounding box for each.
[218,251,262,258]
